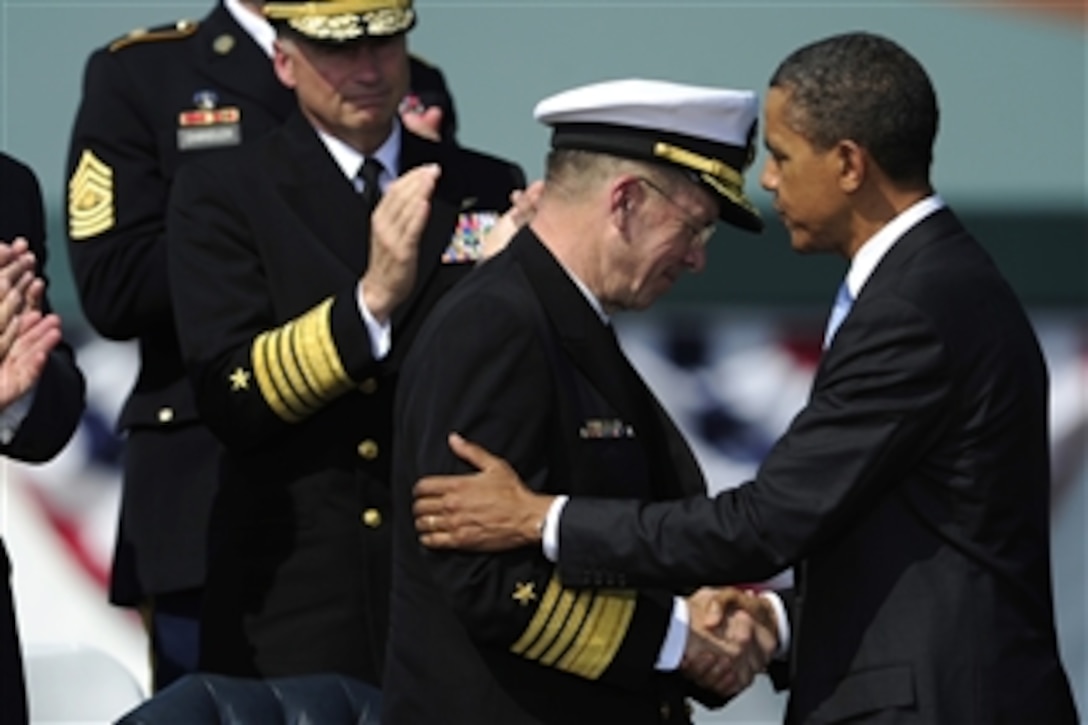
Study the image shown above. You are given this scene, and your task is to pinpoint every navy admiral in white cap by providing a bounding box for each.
[384,79,773,724]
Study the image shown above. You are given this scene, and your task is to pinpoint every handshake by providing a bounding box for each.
[680,586,780,700]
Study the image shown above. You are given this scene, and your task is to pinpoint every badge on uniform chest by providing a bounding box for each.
[177,89,242,151]
[441,211,499,263]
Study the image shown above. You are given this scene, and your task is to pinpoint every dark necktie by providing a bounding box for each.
[357,157,384,217]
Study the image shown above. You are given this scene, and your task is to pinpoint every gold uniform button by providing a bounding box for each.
[362,509,382,528]
[213,33,235,55]
[357,439,379,460]
[359,377,378,395]
[157,407,174,424]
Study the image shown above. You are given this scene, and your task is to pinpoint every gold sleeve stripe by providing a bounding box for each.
[277,320,323,412]
[68,150,115,241]
[251,298,356,422]
[557,590,636,680]
[509,573,637,681]
[538,590,592,666]
[525,587,581,661]
[511,574,564,655]
[295,298,354,400]
[288,321,332,405]
[265,328,310,419]
[252,330,303,422]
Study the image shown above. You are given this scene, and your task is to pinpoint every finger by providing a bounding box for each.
[24,278,44,313]
[413,473,460,500]
[447,432,500,472]
[9,318,60,360]
[419,530,457,550]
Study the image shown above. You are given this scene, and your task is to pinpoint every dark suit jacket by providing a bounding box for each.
[0,152,86,725]
[384,230,714,724]
[558,209,1079,723]
[64,3,296,606]
[167,110,523,685]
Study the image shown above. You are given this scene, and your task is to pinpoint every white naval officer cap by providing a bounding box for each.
[534,79,762,232]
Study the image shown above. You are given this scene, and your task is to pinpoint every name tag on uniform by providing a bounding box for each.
[441,211,499,264]
[177,106,242,151]
[579,418,636,439]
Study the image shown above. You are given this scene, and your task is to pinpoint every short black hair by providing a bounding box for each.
[770,31,939,185]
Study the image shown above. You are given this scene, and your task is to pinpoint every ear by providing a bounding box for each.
[608,175,642,237]
[836,139,866,193]
[272,39,297,90]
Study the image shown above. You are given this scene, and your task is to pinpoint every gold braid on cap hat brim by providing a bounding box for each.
[264,0,412,18]
[265,1,414,38]
[653,142,758,217]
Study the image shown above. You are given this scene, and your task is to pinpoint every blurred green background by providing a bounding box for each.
[0,0,1084,325]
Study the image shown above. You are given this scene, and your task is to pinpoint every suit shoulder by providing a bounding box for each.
[106,18,199,53]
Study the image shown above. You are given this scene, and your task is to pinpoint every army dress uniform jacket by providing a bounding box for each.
[384,230,718,724]
[167,110,524,684]
[64,4,296,606]
[1,152,86,725]
[555,209,1079,723]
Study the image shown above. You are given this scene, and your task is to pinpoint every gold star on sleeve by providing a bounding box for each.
[229,367,251,391]
[513,581,537,606]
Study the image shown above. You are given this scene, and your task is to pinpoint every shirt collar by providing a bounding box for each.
[316,121,402,190]
[224,0,277,58]
[845,195,945,298]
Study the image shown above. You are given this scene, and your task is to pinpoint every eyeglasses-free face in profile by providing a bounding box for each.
[636,176,717,250]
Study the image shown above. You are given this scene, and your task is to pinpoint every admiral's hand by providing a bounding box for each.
[360,164,440,323]
[414,433,554,552]
[681,587,779,699]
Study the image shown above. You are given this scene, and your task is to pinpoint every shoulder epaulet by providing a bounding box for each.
[108,19,199,53]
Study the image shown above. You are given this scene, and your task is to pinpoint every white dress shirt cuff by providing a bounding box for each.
[656,596,689,671]
[0,384,37,444]
[760,590,791,660]
[541,495,567,562]
[356,283,392,360]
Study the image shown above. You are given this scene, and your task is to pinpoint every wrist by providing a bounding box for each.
[359,278,392,324]
[528,496,553,545]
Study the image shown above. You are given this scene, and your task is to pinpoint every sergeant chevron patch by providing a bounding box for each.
[68,150,115,241]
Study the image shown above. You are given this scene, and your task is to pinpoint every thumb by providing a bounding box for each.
[448,432,499,472]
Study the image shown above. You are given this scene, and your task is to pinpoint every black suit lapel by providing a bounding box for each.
[192,6,296,121]
[274,113,371,272]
